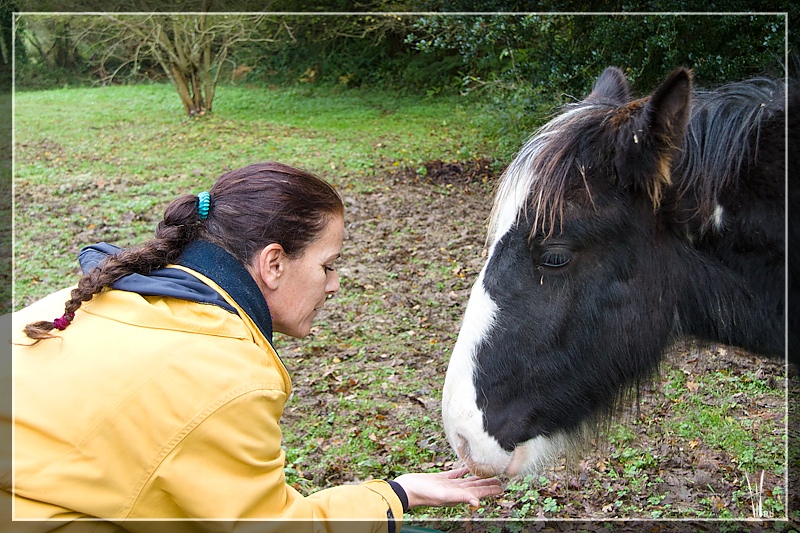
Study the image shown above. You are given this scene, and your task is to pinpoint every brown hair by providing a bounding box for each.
[23,161,344,342]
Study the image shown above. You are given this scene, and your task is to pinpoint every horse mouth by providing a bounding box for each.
[456,434,493,477]
[503,446,528,477]
[456,433,523,478]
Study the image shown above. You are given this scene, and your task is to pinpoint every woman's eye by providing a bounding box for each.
[323,265,336,273]
[539,250,572,268]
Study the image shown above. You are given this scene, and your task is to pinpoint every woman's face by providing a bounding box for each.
[266,215,344,338]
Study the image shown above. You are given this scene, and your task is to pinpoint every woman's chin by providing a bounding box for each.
[278,325,314,339]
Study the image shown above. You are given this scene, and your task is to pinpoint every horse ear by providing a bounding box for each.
[617,67,693,208]
[643,67,693,147]
[586,67,630,104]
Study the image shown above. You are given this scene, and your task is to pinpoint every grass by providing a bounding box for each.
[661,366,785,476]
[15,83,487,190]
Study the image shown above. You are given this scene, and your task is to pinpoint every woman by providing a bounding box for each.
[3,162,502,531]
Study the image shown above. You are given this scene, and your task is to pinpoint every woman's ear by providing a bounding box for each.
[255,243,285,290]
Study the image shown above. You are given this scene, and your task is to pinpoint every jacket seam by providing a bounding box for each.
[362,481,405,529]
[122,383,285,517]
[79,304,250,340]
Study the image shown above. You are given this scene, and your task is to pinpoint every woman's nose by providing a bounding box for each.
[327,272,340,296]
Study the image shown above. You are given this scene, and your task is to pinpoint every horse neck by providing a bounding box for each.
[662,103,786,359]
[669,241,784,358]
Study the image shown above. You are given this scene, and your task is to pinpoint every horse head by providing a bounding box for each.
[441,66,787,477]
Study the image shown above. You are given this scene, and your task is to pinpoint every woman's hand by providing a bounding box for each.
[394,466,503,508]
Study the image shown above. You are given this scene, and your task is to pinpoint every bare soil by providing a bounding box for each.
[274,160,797,529]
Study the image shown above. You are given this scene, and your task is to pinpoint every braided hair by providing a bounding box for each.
[23,161,344,343]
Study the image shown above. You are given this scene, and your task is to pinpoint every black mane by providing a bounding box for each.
[673,77,786,226]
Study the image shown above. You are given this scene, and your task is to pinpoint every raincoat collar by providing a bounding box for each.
[79,240,274,344]
[178,240,274,344]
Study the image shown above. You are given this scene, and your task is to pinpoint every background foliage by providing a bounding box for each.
[7,7,791,157]
[12,11,788,92]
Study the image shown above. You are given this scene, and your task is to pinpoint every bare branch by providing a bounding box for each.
[60,13,281,117]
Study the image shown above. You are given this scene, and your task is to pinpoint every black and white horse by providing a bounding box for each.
[442,66,795,477]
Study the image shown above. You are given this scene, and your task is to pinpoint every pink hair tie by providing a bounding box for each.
[52,313,75,331]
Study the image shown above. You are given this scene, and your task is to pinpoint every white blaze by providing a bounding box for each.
[441,265,511,475]
[441,261,569,477]
[442,119,584,476]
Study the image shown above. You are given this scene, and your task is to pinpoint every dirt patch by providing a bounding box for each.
[391,157,502,188]
[279,160,498,485]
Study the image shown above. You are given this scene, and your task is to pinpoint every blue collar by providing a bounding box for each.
[178,241,274,344]
[79,241,275,345]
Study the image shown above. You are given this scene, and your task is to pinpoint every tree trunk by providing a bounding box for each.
[191,71,205,114]
[166,18,206,117]
[53,19,77,68]
[171,63,198,116]
[200,10,213,113]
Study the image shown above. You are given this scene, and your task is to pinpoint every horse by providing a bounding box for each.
[441,66,796,478]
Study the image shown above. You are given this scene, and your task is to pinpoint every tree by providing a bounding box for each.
[1,0,27,71]
[74,11,283,116]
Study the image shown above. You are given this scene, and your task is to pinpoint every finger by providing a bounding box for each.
[457,476,503,489]
[460,483,503,495]
[461,481,503,494]
[466,487,503,498]
[461,487,503,507]
[474,483,504,496]
[443,466,471,479]
[465,484,503,507]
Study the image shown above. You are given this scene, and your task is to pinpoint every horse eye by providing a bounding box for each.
[540,249,572,268]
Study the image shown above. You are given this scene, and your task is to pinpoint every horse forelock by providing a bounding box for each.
[488,77,786,245]
[487,103,606,244]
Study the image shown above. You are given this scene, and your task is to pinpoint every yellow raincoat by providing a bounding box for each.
[0,248,404,533]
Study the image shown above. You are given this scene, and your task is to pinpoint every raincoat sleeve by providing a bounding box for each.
[129,386,405,533]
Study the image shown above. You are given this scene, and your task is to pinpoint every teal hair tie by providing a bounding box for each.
[197,191,211,220]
